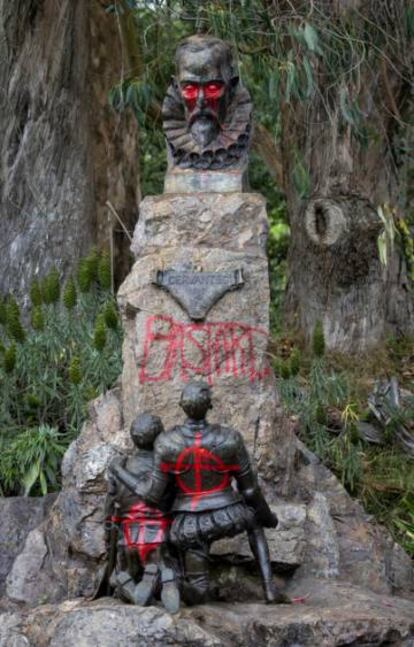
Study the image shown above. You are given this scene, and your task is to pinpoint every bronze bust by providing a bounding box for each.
[162,35,252,171]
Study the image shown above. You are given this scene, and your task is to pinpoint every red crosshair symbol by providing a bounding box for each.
[163,432,240,510]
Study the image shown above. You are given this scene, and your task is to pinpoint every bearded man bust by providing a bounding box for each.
[162,35,252,174]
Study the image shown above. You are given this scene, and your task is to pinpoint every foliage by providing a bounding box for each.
[273,326,414,556]
[249,151,289,333]
[361,452,414,556]
[312,321,325,358]
[139,126,167,197]
[0,251,123,496]
[109,1,413,195]
[0,426,66,496]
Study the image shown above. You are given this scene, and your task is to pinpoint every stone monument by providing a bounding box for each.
[1,34,413,647]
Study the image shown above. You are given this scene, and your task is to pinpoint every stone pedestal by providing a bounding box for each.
[118,192,277,466]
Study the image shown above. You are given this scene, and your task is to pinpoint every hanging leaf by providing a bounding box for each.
[23,460,40,496]
[339,87,355,126]
[39,470,48,496]
[302,56,314,98]
[377,203,397,267]
[268,67,279,99]
[303,23,322,55]
[285,61,296,102]
[377,230,388,266]
[292,153,311,198]
[404,6,414,38]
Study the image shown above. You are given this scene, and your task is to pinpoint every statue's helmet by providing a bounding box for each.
[130,413,164,449]
[179,380,212,420]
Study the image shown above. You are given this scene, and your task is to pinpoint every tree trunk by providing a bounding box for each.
[88,0,140,282]
[281,18,414,351]
[0,0,139,307]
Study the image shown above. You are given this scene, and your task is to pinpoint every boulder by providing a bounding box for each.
[1,581,414,647]
[0,495,55,596]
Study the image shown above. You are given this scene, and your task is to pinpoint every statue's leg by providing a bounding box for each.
[247,527,290,604]
[115,557,139,605]
[125,546,141,581]
[182,545,210,605]
[133,561,160,606]
[133,544,181,613]
[109,543,125,589]
[159,555,181,615]
[111,544,133,599]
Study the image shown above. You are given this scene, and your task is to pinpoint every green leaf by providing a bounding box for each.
[39,470,48,496]
[285,61,296,102]
[377,204,397,266]
[292,153,311,198]
[339,87,355,126]
[268,67,279,99]
[377,231,388,266]
[23,461,40,496]
[405,6,414,38]
[303,23,321,54]
[302,56,314,98]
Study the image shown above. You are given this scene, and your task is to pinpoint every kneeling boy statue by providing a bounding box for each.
[105,413,180,613]
[110,381,289,607]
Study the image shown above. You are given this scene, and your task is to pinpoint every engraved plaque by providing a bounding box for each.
[154,269,244,321]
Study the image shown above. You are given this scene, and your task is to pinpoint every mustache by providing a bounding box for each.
[189,109,218,125]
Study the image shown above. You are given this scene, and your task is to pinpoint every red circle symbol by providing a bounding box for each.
[173,433,239,510]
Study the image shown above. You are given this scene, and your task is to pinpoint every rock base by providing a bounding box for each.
[1,581,413,647]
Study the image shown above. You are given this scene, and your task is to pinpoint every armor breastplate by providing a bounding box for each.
[167,422,242,513]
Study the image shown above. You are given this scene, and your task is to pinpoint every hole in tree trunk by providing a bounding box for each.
[314,204,328,241]
[305,199,345,247]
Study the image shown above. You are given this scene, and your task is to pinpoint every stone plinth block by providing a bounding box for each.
[164,168,247,194]
[131,193,268,258]
[119,192,277,466]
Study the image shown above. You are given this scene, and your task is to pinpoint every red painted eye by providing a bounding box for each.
[204,82,224,99]
[181,84,199,100]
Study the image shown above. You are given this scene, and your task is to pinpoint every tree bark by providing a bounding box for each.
[280,12,414,351]
[88,1,140,283]
[0,0,139,307]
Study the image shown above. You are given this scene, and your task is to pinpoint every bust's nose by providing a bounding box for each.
[196,87,206,108]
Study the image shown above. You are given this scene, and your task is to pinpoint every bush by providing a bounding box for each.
[276,350,414,556]
[0,251,122,496]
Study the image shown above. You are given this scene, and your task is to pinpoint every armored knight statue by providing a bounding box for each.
[110,381,290,606]
[105,413,180,613]
[162,35,252,172]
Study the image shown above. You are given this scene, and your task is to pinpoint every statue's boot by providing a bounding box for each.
[134,563,159,606]
[182,548,209,605]
[160,566,180,614]
[262,579,291,604]
[116,570,138,604]
[247,527,291,604]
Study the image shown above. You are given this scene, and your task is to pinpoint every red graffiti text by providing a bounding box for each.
[139,315,270,385]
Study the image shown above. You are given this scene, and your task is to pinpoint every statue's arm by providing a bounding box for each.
[234,436,278,529]
[109,446,169,507]
[108,463,140,495]
[104,473,120,551]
